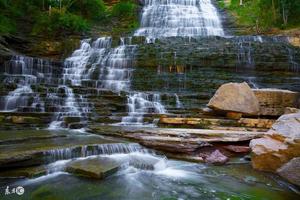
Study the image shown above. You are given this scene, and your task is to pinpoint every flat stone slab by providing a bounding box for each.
[0,130,117,168]
[0,130,66,143]
[90,126,265,143]
[66,157,120,179]
[140,128,265,142]
[0,165,47,178]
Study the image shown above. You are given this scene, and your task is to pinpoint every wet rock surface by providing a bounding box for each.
[0,130,117,169]
[66,157,120,179]
[90,125,265,164]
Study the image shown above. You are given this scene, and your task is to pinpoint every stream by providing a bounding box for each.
[0,129,299,200]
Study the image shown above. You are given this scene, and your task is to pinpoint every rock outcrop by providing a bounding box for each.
[90,125,265,164]
[250,112,300,172]
[208,82,260,116]
[253,89,300,116]
[277,157,300,187]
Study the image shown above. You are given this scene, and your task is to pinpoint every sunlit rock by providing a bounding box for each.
[238,118,275,129]
[208,82,260,116]
[253,89,300,116]
[250,112,300,172]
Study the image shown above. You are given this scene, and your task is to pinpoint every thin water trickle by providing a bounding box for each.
[175,93,183,108]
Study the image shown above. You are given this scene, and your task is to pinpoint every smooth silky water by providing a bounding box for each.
[0,129,298,200]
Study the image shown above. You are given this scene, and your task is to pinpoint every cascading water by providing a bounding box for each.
[287,47,300,72]
[175,93,183,108]
[121,92,166,125]
[100,37,136,92]
[135,0,224,38]
[48,38,116,129]
[121,0,225,125]
[48,85,84,129]
[120,0,226,125]
[43,143,168,173]
[45,143,154,162]
[0,56,51,112]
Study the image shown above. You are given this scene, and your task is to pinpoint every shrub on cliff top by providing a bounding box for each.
[111,1,137,17]
[32,8,89,37]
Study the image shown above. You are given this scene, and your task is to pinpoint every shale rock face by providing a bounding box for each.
[250,112,300,172]
[253,89,300,116]
[208,82,260,115]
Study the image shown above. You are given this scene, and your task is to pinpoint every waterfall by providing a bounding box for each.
[121,93,166,125]
[127,0,226,125]
[46,0,227,127]
[0,56,49,112]
[134,0,224,38]
[247,77,259,89]
[44,143,156,164]
[100,37,136,92]
[48,85,85,129]
[43,143,167,174]
[287,47,300,72]
[236,38,255,67]
[175,93,183,108]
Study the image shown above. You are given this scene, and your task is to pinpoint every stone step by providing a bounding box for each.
[66,157,120,179]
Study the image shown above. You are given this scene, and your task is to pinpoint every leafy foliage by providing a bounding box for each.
[69,0,107,21]
[111,1,137,17]
[0,0,139,38]
[224,0,300,33]
[32,8,90,36]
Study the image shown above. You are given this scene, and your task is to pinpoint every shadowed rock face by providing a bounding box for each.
[250,112,300,172]
[208,82,260,115]
[277,157,300,187]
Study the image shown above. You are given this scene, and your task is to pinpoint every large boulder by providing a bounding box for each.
[277,157,300,186]
[250,112,300,172]
[253,89,300,116]
[208,82,260,115]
